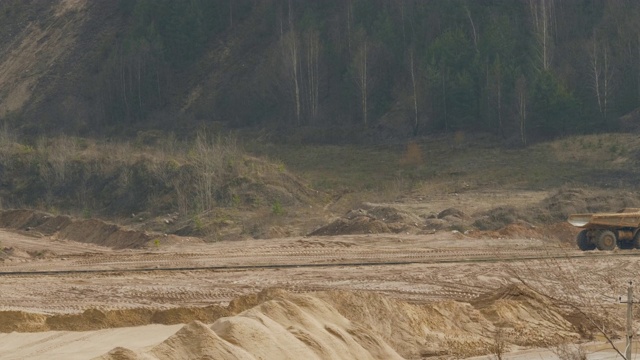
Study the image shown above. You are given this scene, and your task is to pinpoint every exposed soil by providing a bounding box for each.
[310,188,640,241]
[0,188,638,359]
[0,209,151,249]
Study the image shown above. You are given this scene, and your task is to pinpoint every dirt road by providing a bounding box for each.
[0,228,635,314]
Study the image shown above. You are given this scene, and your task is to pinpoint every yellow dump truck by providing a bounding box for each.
[568,208,640,250]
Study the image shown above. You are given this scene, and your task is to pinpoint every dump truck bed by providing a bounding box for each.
[568,208,640,229]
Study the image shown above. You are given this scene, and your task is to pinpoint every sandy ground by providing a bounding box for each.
[0,324,183,360]
[0,228,621,312]
[1,223,639,358]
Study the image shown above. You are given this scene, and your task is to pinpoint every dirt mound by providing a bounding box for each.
[540,222,581,244]
[56,219,151,249]
[0,210,73,237]
[423,218,449,230]
[473,206,526,230]
[308,217,391,236]
[470,218,581,244]
[534,188,640,224]
[0,209,54,231]
[360,203,422,223]
[0,246,33,261]
[470,188,640,231]
[34,215,73,234]
[0,209,153,249]
[309,204,420,236]
[438,207,466,219]
[496,221,538,238]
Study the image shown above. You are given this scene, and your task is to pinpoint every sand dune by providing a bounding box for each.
[97,293,403,360]
[92,285,586,360]
[0,285,590,359]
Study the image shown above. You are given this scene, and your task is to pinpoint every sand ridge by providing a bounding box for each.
[86,286,584,359]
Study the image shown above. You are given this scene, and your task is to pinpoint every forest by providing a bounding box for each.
[3,0,640,144]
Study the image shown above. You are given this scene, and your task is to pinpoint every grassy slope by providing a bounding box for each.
[250,133,640,197]
[0,131,637,239]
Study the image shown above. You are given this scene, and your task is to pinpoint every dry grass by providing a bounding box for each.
[0,130,251,216]
[250,132,640,202]
[1,129,638,237]
[0,129,329,240]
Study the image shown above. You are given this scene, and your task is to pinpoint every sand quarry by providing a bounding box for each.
[1,190,640,359]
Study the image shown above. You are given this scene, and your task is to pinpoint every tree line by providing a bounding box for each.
[92,0,640,143]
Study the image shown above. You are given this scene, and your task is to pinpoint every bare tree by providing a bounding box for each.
[508,256,633,359]
[588,31,614,122]
[530,0,554,71]
[279,0,301,126]
[352,31,369,126]
[465,5,479,54]
[408,46,420,135]
[487,328,507,360]
[305,29,321,122]
[516,75,527,146]
[488,57,504,137]
[551,343,587,360]
[346,0,353,56]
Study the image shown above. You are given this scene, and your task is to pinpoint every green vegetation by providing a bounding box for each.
[252,132,640,197]
[0,130,303,219]
[0,127,638,238]
[271,201,284,216]
[2,1,640,142]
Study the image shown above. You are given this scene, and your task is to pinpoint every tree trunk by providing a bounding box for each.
[362,40,368,126]
[288,0,301,126]
[410,48,419,136]
[517,77,527,146]
[305,31,320,122]
[442,69,447,132]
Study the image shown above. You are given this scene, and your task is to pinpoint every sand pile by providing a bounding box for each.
[316,290,492,358]
[0,246,33,261]
[0,209,71,235]
[97,292,403,360]
[472,284,579,347]
[91,286,583,360]
[57,219,151,249]
[309,203,422,236]
[423,207,468,231]
[0,209,151,249]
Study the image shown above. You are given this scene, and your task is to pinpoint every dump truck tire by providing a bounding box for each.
[577,230,595,251]
[595,230,616,251]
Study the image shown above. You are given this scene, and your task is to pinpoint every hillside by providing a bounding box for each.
[2,0,640,142]
[1,130,639,240]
